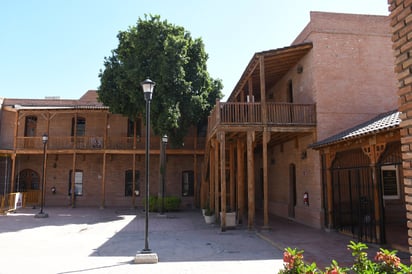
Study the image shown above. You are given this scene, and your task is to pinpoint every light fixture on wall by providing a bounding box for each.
[297,65,303,74]
[301,150,307,159]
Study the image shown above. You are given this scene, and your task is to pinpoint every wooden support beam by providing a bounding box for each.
[237,138,245,225]
[209,140,215,211]
[71,153,77,207]
[324,150,335,229]
[262,130,270,228]
[101,153,106,209]
[259,55,267,124]
[219,132,226,231]
[214,139,219,217]
[247,131,255,229]
[229,143,235,212]
[132,153,136,208]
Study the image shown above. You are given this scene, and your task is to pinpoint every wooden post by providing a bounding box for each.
[362,142,384,243]
[101,153,106,209]
[71,153,77,207]
[259,55,267,124]
[262,130,270,228]
[229,143,235,212]
[324,150,334,229]
[247,131,255,229]
[10,154,16,196]
[214,139,220,217]
[220,132,226,231]
[10,110,19,193]
[209,140,215,210]
[132,153,136,208]
[237,138,245,224]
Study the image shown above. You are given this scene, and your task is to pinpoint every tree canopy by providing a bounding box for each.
[98,14,223,146]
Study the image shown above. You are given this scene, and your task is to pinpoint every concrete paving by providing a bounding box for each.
[0,207,283,274]
[0,207,410,274]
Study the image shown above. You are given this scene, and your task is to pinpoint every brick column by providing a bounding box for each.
[389,0,412,259]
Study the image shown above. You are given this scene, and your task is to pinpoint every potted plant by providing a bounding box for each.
[203,207,215,224]
[220,207,236,228]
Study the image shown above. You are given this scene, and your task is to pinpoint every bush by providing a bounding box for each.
[143,196,181,212]
[278,241,412,274]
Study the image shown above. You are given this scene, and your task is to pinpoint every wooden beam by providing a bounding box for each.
[324,150,335,229]
[247,131,255,229]
[220,132,226,231]
[237,138,245,225]
[71,153,76,207]
[229,143,235,212]
[214,139,219,217]
[101,153,106,209]
[209,140,215,211]
[262,130,270,227]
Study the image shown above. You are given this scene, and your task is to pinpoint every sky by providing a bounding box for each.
[1,0,389,101]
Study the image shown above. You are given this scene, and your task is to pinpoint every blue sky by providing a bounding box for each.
[1,0,389,101]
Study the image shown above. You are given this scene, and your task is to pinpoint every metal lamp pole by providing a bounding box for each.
[35,133,48,218]
[141,78,155,253]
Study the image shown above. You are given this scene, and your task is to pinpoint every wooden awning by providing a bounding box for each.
[228,42,313,102]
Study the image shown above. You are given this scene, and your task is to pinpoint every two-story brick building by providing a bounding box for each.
[0,11,403,249]
[202,11,399,237]
[0,90,204,209]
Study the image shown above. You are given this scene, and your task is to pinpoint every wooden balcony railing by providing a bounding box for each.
[208,102,316,133]
[14,135,205,151]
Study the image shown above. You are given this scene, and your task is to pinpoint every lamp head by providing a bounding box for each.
[42,133,48,144]
[140,78,155,101]
[162,134,168,144]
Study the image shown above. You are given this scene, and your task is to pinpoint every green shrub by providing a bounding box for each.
[278,241,412,274]
[143,196,181,212]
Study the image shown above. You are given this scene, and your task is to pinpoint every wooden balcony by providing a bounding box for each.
[208,102,316,134]
[13,135,205,152]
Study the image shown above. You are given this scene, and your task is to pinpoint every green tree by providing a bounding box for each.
[98,14,223,146]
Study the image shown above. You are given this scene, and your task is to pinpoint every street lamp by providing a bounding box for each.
[35,133,48,218]
[160,134,168,215]
[135,78,158,264]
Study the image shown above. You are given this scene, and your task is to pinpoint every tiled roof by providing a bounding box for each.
[310,110,400,149]
[2,90,107,110]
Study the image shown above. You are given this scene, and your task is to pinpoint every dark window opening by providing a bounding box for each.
[182,170,194,197]
[125,170,140,196]
[71,117,86,136]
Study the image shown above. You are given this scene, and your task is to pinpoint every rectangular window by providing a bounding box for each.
[127,119,141,138]
[71,117,86,136]
[24,116,37,137]
[125,170,140,196]
[68,170,83,196]
[182,170,194,197]
[381,165,400,199]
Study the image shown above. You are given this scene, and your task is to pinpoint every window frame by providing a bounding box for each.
[381,165,400,200]
[125,170,140,197]
[68,170,83,196]
[182,170,194,197]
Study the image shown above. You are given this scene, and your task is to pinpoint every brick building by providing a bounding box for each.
[389,0,412,259]
[202,11,398,232]
[0,91,204,209]
[0,11,404,250]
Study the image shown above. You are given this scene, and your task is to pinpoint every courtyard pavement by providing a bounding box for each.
[0,207,410,274]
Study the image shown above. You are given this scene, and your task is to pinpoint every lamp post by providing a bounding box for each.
[35,133,48,218]
[135,78,158,264]
[160,134,168,215]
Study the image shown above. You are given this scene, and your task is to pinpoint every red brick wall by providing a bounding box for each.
[389,0,412,257]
